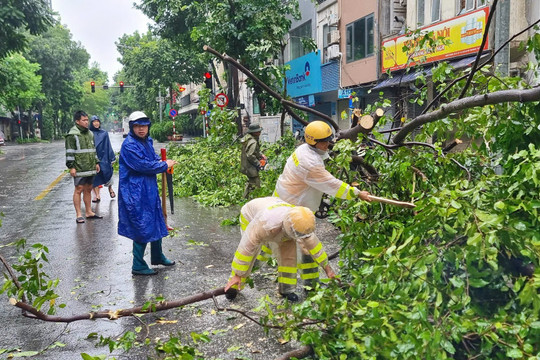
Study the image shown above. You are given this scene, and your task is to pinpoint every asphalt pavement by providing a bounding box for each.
[0,134,340,359]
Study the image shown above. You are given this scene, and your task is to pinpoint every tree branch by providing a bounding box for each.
[422,10,540,115]
[0,252,28,304]
[458,0,498,99]
[203,45,341,130]
[392,86,540,143]
[336,108,384,141]
[275,345,313,360]
[10,288,226,323]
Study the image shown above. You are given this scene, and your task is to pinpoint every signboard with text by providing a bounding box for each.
[381,7,489,72]
[285,51,322,98]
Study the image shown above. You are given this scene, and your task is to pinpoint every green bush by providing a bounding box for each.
[149,120,177,142]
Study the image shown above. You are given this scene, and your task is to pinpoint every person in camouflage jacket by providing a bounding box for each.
[240,123,265,198]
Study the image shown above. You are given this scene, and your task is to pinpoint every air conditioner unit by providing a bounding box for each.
[327,44,340,60]
[327,29,340,45]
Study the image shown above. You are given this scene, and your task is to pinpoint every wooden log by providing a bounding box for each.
[359,115,374,130]
[337,108,384,141]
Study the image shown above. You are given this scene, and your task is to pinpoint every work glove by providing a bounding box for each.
[353,187,371,201]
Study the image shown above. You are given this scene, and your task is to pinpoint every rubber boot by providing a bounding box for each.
[150,239,176,266]
[280,292,299,302]
[132,242,157,275]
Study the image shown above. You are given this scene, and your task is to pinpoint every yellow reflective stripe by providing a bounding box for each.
[240,213,249,231]
[301,272,320,280]
[292,152,299,166]
[278,276,297,285]
[232,261,249,272]
[309,243,322,255]
[235,251,253,262]
[273,190,279,197]
[278,266,297,274]
[315,252,328,264]
[256,254,269,261]
[335,182,349,199]
[267,203,295,210]
[298,262,318,269]
[261,245,273,255]
[346,187,356,200]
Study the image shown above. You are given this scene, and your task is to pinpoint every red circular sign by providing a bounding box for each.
[214,93,229,108]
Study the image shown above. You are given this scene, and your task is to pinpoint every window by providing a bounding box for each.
[345,13,374,63]
[290,21,312,60]
[252,95,260,114]
[417,0,425,26]
[457,0,486,15]
[431,0,441,22]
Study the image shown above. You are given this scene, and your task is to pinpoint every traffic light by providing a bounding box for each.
[204,72,213,90]
[90,81,95,93]
[119,81,124,93]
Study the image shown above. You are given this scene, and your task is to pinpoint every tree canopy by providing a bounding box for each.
[0,0,54,58]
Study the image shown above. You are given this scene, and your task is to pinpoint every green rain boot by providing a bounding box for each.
[132,242,157,276]
[150,239,176,266]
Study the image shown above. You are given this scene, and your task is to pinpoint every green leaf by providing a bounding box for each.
[362,247,384,256]
[530,321,540,329]
[506,348,523,358]
[450,200,462,209]
[443,223,457,234]
[467,233,482,246]
[441,339,456,354]
[10,351,39,358]
[469,278,489,288]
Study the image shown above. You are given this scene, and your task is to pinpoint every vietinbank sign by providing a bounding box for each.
[285,51,322,98]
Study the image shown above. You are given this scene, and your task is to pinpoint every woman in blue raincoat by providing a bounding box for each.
[118,111,177,275]
[89,115,116,202]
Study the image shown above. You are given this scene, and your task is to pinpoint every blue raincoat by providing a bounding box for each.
[89,118,116,187]
[118,119,169,243]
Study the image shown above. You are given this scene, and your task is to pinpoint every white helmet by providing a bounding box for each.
[128,111,149,123]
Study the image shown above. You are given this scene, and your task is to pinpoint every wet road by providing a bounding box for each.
[0,134,340,359]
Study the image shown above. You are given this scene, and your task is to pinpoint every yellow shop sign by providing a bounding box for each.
[382,7,489,72]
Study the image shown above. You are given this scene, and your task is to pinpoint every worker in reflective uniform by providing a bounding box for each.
[225,197,335,302]
[274,120,371,289]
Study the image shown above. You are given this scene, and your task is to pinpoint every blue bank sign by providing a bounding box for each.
[285,51,322,98]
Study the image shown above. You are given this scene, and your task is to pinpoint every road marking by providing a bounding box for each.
[35,172,66,200]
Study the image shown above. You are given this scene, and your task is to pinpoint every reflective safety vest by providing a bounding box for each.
[65,124,99,177]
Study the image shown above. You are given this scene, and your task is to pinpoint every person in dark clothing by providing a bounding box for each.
[117,111,177,276]
[89,115,116,202]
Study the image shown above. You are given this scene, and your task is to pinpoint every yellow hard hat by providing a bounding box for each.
[284,206,315,239]
[304,121,334,146]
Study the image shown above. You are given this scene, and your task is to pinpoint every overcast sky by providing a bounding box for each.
[50,0,153,83]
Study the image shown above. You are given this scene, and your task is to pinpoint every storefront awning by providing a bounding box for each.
[372,55,482,90]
